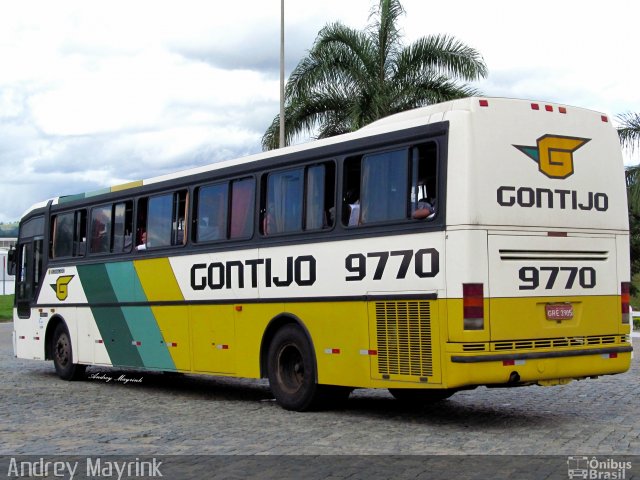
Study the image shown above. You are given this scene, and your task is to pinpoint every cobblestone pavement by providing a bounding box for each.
[1,323,638,458]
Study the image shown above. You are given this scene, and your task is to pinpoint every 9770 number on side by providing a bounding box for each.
[345,249,439,281]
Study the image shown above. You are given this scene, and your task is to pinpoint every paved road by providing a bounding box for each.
[1,322,638,477]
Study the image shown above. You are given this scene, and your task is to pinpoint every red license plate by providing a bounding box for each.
[545,304,574,320]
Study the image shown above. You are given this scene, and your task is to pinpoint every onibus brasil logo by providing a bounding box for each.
[514,134,590,179]
[50,275,74,301]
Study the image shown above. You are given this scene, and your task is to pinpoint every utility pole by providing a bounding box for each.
[279,0,285,148]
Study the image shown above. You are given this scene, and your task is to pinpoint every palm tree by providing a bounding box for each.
[619,113,640,212]
[619,113,640,298]
[262,0,487,150]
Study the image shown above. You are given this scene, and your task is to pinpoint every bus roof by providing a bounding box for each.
[21,97,612,219]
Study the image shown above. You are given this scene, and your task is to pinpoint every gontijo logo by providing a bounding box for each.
[51,275,74,301]
[514,135,590,179]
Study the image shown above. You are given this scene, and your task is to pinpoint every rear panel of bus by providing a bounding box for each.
[442,98,632,388]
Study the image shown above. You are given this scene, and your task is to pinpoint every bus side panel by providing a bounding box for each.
[13,310,46,361]
[190,304,236,374]
[234,303,285,379]
[285,301,371,388]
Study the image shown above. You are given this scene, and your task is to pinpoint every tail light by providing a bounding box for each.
[463,283,484,330]
[621,282,630,324]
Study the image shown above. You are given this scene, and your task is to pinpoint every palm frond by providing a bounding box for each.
[395,35,488,83]
[618,112,640,152]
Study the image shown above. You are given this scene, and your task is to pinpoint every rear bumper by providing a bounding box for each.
[451,345,633,363]
[444,343,633,389]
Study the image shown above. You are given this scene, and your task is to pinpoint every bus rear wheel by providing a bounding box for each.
[52,323,86,381]
[388,388,455,404]
[267,324,321,411]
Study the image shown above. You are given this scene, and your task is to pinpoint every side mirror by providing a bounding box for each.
[7,247,16,276]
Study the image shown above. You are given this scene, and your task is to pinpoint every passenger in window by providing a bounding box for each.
[412,176,436,220]
[136,230,147,250]
[412,199,434,219]
[344,190,360,226]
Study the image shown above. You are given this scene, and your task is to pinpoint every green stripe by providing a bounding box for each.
[59,193,86,204]
[121,307,176,370]
[105,262,175,370]
[105,262,146,303]
[77,264,143,368]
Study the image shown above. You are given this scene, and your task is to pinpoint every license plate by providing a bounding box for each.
[545,303,574,320]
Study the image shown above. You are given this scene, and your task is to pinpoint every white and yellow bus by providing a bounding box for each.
[10,97,633,411]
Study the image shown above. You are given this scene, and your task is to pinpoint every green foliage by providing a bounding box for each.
[263,0,487,150]
[0,295,13,321]
[617,112,640,153]
[629,213,640,297]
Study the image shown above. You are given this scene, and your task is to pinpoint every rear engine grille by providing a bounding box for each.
[493,335,624,352]
[375,301,433,377]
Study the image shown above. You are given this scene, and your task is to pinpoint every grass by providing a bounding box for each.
[0,295,13,321]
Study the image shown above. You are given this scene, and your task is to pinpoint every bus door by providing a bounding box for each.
[15,216,45,319]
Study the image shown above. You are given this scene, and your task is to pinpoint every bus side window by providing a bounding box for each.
[136,197,148,250]
[342,149,409,226]
[230,178,255,239]
[89,205,112,254]
[173,190,188,246]
[74,210,87,257]
[143,190,188,249]
[305,162,335,230]
[50,210,87,259]
[195,183,229,242]
[264,168,304,235]
[261,162,335,235]
[112,201,133,253]
[410,141,438,221]
[342,157,361,227]
[51,212,74,258]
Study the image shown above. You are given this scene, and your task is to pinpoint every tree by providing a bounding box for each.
[262,0,487,150]
[618,113,640,297]
[619,112,640,212]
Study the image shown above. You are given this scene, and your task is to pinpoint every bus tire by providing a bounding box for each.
[388,388,455,404]
[267,324,320,411]
[52,323,86,381]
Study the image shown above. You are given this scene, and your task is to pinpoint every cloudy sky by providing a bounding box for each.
[1,0,638,222]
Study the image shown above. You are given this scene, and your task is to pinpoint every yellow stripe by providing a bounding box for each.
[134,258,184,302]
[111,180,143,192]
[150,305,191,371]
[134,258,189,370]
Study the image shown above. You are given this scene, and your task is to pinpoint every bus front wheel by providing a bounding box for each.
[52,323,86,381]
[267,324,320,411]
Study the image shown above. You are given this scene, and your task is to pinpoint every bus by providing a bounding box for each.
[9,97,633,411]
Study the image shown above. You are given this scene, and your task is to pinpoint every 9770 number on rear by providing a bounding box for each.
[518,266,596,290]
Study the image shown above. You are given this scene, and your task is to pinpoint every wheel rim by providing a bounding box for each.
[55,333,71,368]
[276,343,304,394]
